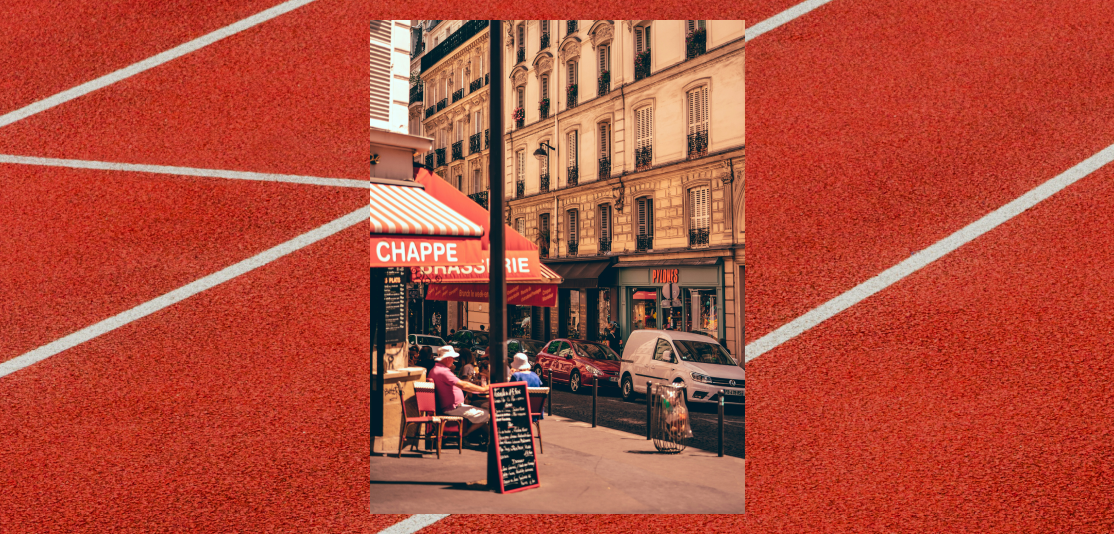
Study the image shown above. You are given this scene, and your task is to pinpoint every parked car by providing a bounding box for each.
[449,329,490,358]
[507,338,546,366]
[407,334,446,351]
[619,330,744,405]
[536,338,622,393]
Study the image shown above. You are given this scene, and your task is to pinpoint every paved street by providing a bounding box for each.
[544,380,745,459]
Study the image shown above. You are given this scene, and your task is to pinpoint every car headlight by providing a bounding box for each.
[584,365,601,376]
[690,372,713,384]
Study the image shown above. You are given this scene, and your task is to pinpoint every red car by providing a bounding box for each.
[535,338,622,393]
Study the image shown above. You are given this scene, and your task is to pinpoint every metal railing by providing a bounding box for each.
[687,129,709,159]
[566,20,577,36]
[452,88,464,103]
[424,153,434,169]
[567,239,579,256]
[451,141,463,161]
[435,148,446,167]
[469,132,482,154]
[598,237,612,253]
[420,20,488,73]
[539,172,550,193]
[637,234,653,252]
[567,165,579,187]
[436,98,447,112]
[635,49,651,81]
[468,190,489,210]
[516,181,525,198]
[425,106,435,119]
[516,47,525,64]
[635,146,652,170]
[409,85,423,104]
[484,129,489,149]
[540,33,550,49]
[539,99,550,119]
[470,77,483,92]
[688,227,710,247]
[598,156,610,179]
[566,84,578,109]
[598,71,610,97]
[686,28,707,60]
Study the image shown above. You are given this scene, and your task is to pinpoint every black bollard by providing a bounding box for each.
[548,368,553,417]
[592,374,598,428]
[646,381,653,440]
[718,390,725,457]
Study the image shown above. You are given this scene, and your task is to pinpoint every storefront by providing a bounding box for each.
[614,258,725,343]
[544,258,618,342]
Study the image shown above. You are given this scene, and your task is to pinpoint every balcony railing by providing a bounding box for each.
[409,85,423,104]
[484,129,489,149]
[539,172,550,193]
[452,88,464,103]
[566,84,578,109]
[539,98,550,119]
[451,140,463,161]
[435,148,446,168]
[686,28,707,60]
[513,106,524,129]
[566,20,577,36]
[635,146,652,170]
[688,227,710,247]
[598,156,610,179]
[597,71,610,97]
[420,20,489,73]
[637,234,653,252]
[516,181,525,198]
[567,165,579,187]
[411,41,425,58]
[469,132,482,154]
[598,237,612,254]
[470,77,482,92]
[516,47,525,64]
[485,73,489,86]
[425,106,435,119]
[424,153,434,169]
[566,239,579,257]
[687,129,708,159]
[436,98,447,112]
[635,49,651,81]
[538,234,550,258]
[540,33,550,49]
[468,190,489,210]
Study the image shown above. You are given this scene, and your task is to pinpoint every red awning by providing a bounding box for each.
[369,181,485,267]
[633,290,658,300]
[415,168,538,252]
[425,264,562,307]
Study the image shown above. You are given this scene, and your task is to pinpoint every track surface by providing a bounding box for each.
[3,2,1110,533]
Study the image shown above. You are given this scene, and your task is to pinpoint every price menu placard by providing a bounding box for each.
[383,267,407,344]
[489,382,540,494]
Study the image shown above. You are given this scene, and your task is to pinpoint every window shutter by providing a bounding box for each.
[637,198,646,236]
[568,131,577,166]
[600,123,608,156]
[635,28,643,53]
[568,211,577,241]
[690,187,709,230]
[517,87,524,109]
[517,150,525,182]
[600,205,610,240]
[542,76,548,100]
[369,38,390,122]
[645,26,650,49]
[686,20,694,34]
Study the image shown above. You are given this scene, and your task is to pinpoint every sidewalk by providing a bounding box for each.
[370,414,745,514]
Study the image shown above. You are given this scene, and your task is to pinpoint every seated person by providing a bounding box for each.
[428,346,490,445]
[508,353,544,421]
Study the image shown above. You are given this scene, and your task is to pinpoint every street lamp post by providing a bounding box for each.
[486,20,507,492]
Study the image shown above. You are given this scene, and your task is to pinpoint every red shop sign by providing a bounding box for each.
[651,269,678,283]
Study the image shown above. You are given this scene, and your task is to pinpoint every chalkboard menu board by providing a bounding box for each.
[383,267,407,343]
[489,382,540,493]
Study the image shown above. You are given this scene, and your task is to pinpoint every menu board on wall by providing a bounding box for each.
[489,382,541,494]
[383,267,407,344]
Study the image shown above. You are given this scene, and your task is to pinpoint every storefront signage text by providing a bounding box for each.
[652,269,679,283]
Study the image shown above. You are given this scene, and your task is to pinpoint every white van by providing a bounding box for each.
[619,330,744,405]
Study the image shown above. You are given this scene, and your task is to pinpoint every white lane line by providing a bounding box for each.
[0,154,368,188]
[745,143,1114,362]
[0,0,317,129]
[746,0,835,42]
[0,206,365,379]
[377,515,451,534]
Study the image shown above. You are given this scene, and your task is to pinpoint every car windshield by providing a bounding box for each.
[573,342,620,361]
[475,332,489,345]
[418,336,444,345]
[673,340,737,366]
[519,339,545,354]
[452,331,473,344]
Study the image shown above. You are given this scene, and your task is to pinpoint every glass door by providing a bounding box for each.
[631,288,659,330]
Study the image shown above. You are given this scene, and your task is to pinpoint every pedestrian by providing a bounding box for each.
[449,328,456,337]
[509,352,545,421]
[479,324,485,331]
[428,346,491,446]
[417,346,435,376]
[606,322,622,354]
[458,348,475,380]
[407,344,419,367]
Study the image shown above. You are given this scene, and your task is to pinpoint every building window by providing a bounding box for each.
[634,24,651,81]
[517,24,526,63]
[685,20,707,60]
[567,209,579,256]
[689,186,709,247]
[539,76,550,119]
[516,150,526,198]
[540,20,550,49]
[598,122,610,178]
[515,217,525,235]
[597,44,610,96]
[566,60,578,109]
[567,130,579,186]
[568,289,580,335]
[538,212,551,258]
[635,106,653,170]
[472,167,483,192]
[599,204,612,253]
[636,196,654,251]
[687,86,709,159]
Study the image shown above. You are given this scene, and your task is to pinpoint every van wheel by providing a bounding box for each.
[569,372,582,394]
[621,374,636,402]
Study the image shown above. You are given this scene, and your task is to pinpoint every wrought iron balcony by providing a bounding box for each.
[435,148,446,167]
[688,227,710,247]
[420,20,488,73]
[468,190,489,210]
[598,237,612,254]
[516,181,525,198]
[425,106,435,119]
[424,153,434,169]
[567,165,579,187]
[538,98,550,119]
[635,49,651,81]
[566,84,578,109]
[566,239,579,257]
[539,172,550,193]
[452,88,464,103]
[411,41,425,58]
[636,234,653,252]
[687,129,708,159]
[451,140,463,161]
[566,20,577,36]
[598,156,610,179]
[685,28,707,60]
[409,85,423,104]
[516,47,525,64]
[469,132,482,154]
[436,98,447,112]
[485,73,489,86]
[540,33,550,49]
[470,77,483,92]
[538,234,550,258]
[635,146,652,170]
[597,71,610,97]
[484,129,489,149]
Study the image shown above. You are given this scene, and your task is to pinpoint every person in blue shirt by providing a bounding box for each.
[509,352,545,420]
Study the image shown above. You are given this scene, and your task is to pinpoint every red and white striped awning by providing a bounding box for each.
[369,183,483,236]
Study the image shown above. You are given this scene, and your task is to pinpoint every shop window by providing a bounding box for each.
[631,288,658,330]
[568,290,580,337]
[689,289,718,335]
[597,289,612,339]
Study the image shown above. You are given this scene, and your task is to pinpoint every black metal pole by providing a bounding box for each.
[646,381,652,440]
[547,368,553,416]
[592,375,597,428]
[371,268,386,447]
[487,20,506,492]
[718,389,725,457]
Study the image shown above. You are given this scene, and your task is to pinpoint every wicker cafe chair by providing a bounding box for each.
[397,382,463,458]
[527,387,550,454]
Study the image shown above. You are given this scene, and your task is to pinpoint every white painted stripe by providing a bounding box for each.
[378,515,451,534]
[367,182,483,237]
[0,206,365,379]
[745,0,835,42]
[0,0,317,129]
[745,143,1114,362]
[0,154,368,188]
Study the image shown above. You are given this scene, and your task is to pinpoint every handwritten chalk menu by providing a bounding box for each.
[383,267,407,343]
[489,382,540,493]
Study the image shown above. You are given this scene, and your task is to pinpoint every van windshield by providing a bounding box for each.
[673,340,737,366]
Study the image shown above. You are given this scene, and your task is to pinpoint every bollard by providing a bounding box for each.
[548,368,553,417]
[592,374,598,428]
[718,390,725,457]
[646,381,653,440]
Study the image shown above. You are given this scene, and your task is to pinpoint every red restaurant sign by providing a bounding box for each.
[370,235,484,267]
[410,249,541,282]
[426,283,557,307]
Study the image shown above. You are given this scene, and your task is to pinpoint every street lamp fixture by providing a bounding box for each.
[533,141,555,162]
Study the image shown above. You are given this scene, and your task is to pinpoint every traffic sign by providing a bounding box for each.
[663,282,682,299]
